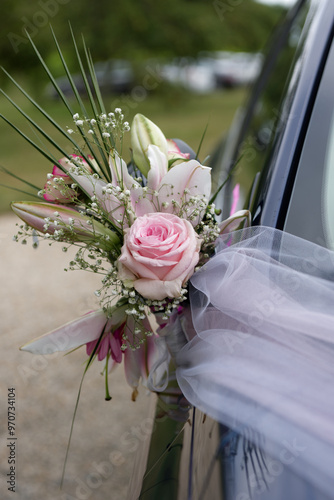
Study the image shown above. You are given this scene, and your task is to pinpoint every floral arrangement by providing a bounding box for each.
[11,111,248,399]
[2,32,249,404]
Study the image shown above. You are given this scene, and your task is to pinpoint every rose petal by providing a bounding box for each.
[134,277,183,300]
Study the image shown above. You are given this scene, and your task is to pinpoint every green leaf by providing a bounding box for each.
[0,165,40,191]
[209,154,243,205]
[196,122,209,161]
[0,66,101,179]
[69,25,111,178]
[60,322,107,489]
[50,25,110,180]
[0,184,40,200]
[24,30,74,116]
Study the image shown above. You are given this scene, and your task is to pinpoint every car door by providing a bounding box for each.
[182,1,334,499]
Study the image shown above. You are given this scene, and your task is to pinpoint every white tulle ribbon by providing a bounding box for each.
[146,312,188,393]
[175,226,334,498]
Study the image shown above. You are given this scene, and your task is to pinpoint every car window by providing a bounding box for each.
[210,1,312,219]
[284,39,334,249]
[231,2,311,206]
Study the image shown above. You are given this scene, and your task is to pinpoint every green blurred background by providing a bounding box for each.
[0,0,285,213]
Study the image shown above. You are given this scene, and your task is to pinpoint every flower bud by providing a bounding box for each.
[219,210,251,235]
[11,201,120,252]
[167,139,191,167]
[131,114,168,177]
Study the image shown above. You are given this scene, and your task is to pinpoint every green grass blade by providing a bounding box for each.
[49,25,88,118]
[60,324,106,489]
[0,183,41,199]
[0,165,41,191]
[70,25,98,116]
[209,154,243,205]
[25,31,74,117]
[0,67,101,178]
[196,122,208,161]
[83,38,106,115]
[0,114,61,166]
[69,26,111,176]
[50,27,111,179]
[50,25,111,178]
[0,90,76,161]
[0,115,91,201]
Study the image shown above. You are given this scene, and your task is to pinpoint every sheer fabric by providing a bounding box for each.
[176,227,334,498]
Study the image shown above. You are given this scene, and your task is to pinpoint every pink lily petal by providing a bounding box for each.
[167,139,191,165]
[20,310,108,355]
[97,336,110,361]
[109,152,139,191]
[219,209,251,235]
[109,328,123,364]
[11,201,120,251]
[123,348,143,392]
[146,145,168,191]
[158,160,211,226]
[230,184,240,216]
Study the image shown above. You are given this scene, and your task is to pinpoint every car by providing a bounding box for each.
[159,52,262,93]
[190,0,334,498]
[133,1,334,499]
[45,59,134,98]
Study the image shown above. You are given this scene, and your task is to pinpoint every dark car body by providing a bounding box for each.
[133,2,334,499]
[184,1,334,499]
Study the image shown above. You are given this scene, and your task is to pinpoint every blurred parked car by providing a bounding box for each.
[46,59,134,98]
[213,51,263,88]
[159,51,263,93]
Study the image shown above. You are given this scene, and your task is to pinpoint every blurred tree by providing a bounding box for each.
[0,0,285,84]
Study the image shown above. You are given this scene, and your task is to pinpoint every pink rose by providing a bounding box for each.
[118,213,201,300]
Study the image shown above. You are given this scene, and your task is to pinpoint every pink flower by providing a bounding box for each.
[230,183,240,216]
[11,201,120,252]
[167,139,191,165]
[86,324,124,363]
[20,308,162,397]
[43,155,94,203]
[117,212,201,300]
[43,164,76,203]
[133,145,212,227]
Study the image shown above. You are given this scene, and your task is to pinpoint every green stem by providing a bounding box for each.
[105,355,112,401]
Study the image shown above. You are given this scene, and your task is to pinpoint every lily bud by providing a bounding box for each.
[167,139,191,167]
[131,114,168,177]
[11,201,120,252]
[219,210,251,235]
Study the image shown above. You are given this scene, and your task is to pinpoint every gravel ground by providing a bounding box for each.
[0,214,154,500]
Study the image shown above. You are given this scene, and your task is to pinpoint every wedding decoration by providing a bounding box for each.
[1,31,249,405]
[176,226,334,498]
[10,110,248,400]
[6,29,334,500]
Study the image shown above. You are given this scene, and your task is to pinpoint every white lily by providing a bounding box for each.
[131,114,168,177]
[219,209,251,234]
[134,145,212,226]
[20,307,162,398]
